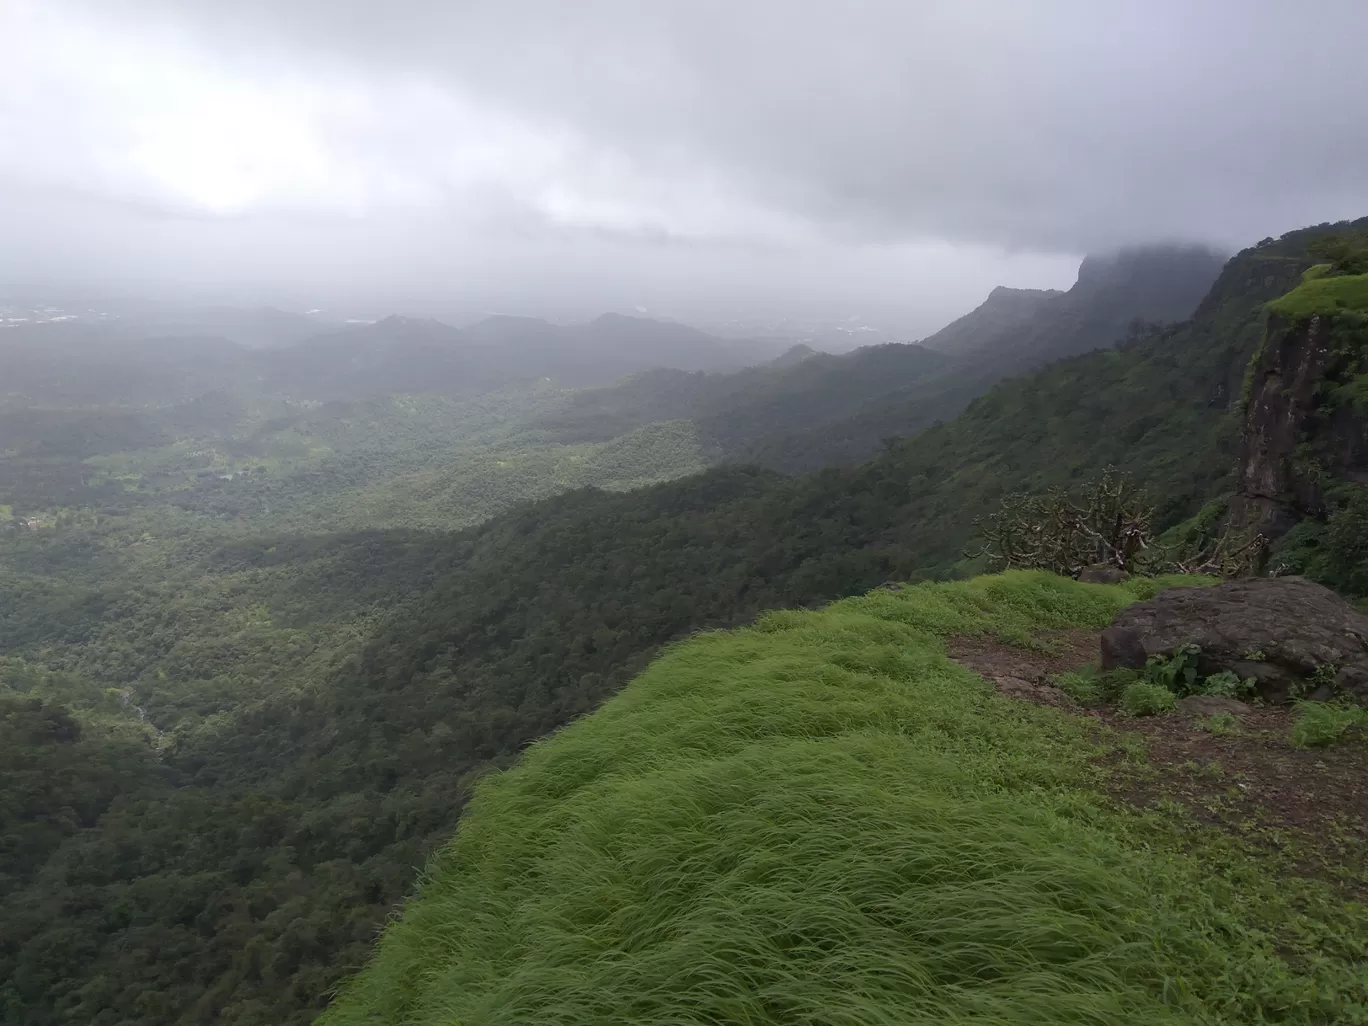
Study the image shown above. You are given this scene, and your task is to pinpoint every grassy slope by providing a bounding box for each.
[322,572,1366,1026]
[1267,273,1368,318]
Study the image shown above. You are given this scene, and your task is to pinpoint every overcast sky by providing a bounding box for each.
[3,0,1367,332]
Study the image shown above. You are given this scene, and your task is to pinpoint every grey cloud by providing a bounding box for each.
[4,0,1368,328]
[86,0,1368,250]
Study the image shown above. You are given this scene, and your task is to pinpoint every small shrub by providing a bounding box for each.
[1290,701,1368,748]
[1144,644,1201,696]
[1200,712,1242,737]
[1054,666,1137,706]
[1200,669,1255,699]
[1121,681,1177,717]
[1291,663,1341,702]
[1311,663,1339,689]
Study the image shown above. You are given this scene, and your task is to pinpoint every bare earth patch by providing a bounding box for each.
[948,630,1368,898]
[946,628,1097,709]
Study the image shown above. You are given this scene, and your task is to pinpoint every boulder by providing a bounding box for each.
[1099,626,1148,670]
[1101,576,1368,704]
[1078,564,1131,584]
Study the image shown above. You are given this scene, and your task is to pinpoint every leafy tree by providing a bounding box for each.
[1307,233,1368,276]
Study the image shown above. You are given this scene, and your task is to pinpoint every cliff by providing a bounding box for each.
[1234,274,1368,539]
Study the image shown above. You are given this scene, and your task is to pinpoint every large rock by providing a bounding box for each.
[1101,576,1368,704]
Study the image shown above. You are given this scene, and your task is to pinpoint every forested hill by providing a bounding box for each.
[535,243,1228,473]
[744,243,1228,471]
[0,310,791,407]
[0,219,1361,1026]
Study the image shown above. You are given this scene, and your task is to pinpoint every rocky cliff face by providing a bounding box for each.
[1235,309,1368,539]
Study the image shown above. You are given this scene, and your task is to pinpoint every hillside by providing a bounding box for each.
[2,219,1364,1026]
[322,572,1367,1025]
[744,244,1228,471]
[918,284,1062,352]
[537,243,1227,473]
[529,342,951,453]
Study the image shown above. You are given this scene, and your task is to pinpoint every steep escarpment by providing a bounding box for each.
[1234,275,1368,539]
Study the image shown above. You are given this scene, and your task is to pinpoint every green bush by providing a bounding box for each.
[1120,681,1177,717]
[1143,644,1201,695]
[1200,669,1255,699]
[1290,701,1368,748]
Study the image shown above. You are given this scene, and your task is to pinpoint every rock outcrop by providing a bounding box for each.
[1100,577,1368,704]
[1231,305,1368,541]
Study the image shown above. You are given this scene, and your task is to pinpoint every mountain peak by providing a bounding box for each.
[590,311,649,327]
[1074,244,1228,291]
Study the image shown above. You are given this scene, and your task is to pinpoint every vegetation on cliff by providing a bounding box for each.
[1266,273,1368,318]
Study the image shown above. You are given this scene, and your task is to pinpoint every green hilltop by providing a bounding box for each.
[322,572,1367,1026]
[1267,272,1368,318]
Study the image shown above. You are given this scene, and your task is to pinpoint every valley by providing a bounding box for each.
[3,224,1367,1026]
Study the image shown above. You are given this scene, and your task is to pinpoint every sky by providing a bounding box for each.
[3,0,1367,333]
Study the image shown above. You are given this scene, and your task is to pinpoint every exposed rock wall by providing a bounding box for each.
[1233,311,1368,539]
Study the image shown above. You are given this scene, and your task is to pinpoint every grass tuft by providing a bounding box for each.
[1120,681,1177,716]
[1290,701,1368,749]
[322,571,1368,1026]
[1198,712,1242,737]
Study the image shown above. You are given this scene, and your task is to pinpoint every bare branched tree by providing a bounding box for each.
[967,467,1155,577]
[1168,529,1267,578]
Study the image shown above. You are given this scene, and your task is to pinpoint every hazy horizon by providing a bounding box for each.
[4,1,1368,334]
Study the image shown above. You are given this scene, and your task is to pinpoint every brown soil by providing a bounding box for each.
[948,629,1368,898]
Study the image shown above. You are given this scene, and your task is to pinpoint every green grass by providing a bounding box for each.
[321,572,1367,1026]
[1291,701,1368,749]
[1120,680,1178,716]
[1199,712,1243,737]
[1053,665,1138,706]
[1266,272,1368,318]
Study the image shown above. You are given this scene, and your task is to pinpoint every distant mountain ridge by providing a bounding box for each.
[751,244,1228,470]
[547,243,1230,473]
[260,311,794,398]
[920,285,1064,354]
[0,309,798,404]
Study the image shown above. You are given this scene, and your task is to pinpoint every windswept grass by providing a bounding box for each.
[1291,701,1368,749]
[322,572,1367,1026]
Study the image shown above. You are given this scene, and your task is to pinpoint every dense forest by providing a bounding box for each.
[2,222,1365,1025]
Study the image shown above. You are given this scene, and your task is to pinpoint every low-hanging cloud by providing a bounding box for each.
[3,0,1367,329]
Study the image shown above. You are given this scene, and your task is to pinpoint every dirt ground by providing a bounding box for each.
[947,629,1368,898]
